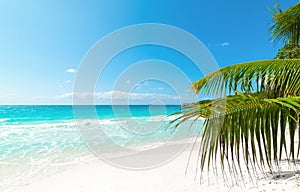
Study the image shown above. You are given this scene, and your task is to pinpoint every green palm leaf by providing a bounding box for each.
[173,59,300,175]
[269,2,300,46]
[192,59,300,97]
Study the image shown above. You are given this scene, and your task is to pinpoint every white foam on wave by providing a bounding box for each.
[0,118,10,123]
[0,114,205,192]
[0,120,76,129]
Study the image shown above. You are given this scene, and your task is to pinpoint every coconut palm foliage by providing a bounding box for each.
[269,3,300,59]
[172,59,300,175]
[269,2,300,46]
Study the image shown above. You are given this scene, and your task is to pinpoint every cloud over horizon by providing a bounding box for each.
[56,90,180,104]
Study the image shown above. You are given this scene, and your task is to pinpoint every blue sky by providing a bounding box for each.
[0,0,298,105]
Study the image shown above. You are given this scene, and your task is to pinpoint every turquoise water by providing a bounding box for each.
[0,105,181,159]
[0,105,180,124]
[0,105,202,191]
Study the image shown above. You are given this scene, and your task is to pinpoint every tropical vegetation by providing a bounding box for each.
[270,3,300,58]
[173,2,300,176]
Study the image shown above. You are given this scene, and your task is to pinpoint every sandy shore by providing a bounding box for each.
[14,142,300,192]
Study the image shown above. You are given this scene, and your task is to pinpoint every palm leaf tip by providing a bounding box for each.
[172,59,300,179]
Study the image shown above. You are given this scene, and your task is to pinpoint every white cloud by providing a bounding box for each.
[126,80,130,84]
[65,80,71,83]
[58,85,63,88]
[221,42,230,46]
[134,81,152,89]
[57,92,73,98]
[56,91,179,101]
[66,68,76,73]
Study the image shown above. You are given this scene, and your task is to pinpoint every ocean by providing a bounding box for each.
[0,105,202,191]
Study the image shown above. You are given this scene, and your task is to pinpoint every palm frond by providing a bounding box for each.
[192,59,300,98]
[269,2,300,46]
[172,59,300,176]
[173,94,300,174]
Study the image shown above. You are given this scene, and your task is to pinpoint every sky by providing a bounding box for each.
[0,0,298,105]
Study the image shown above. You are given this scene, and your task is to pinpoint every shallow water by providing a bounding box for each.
[0,105,202,191]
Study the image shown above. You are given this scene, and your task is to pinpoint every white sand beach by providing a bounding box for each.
[15,142,300,192]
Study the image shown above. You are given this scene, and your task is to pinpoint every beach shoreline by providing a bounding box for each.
[1,105,300,192]
[13,140,300,192]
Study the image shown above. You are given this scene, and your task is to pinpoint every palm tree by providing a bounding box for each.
[269,2,300,46]
[172,3,300,176]
[269,3,300,58]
